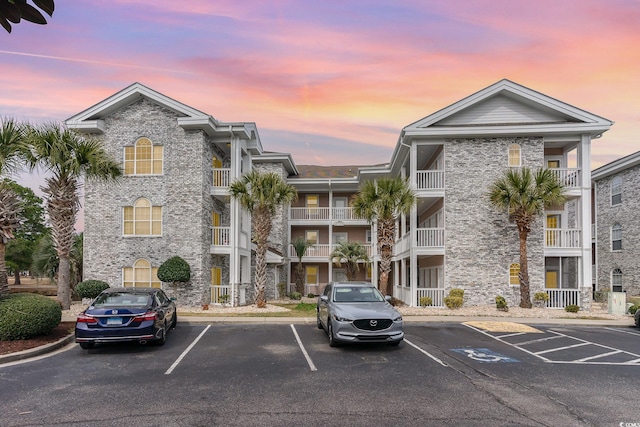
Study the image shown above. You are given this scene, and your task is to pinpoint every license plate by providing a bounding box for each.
[107,317,123,325]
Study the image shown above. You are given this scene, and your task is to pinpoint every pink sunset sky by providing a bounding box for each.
[1,0,639,230]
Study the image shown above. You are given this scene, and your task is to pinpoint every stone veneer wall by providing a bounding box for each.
[444,136,546,307]
[84,98,212,306]
[595,165,640,297]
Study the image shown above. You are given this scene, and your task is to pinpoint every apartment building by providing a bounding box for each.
[66,79,612,308]
[592,152,640,297]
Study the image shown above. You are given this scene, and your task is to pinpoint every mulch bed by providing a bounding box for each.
[0,322,75,355]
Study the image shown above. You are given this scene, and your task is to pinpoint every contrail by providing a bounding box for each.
[0,49,194,75]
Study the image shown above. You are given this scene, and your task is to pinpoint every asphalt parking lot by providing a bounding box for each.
[1,322,640,426]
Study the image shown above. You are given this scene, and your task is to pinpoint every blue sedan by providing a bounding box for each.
[75,287,176,349]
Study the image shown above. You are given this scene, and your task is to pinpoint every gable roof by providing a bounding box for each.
[592,151,640,181]
[402,79,613,139]
[65,83,262,150]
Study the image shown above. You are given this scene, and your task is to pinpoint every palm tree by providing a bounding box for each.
[25,123,121,309]
[352,177,416,295]
[0,118,27,297]
[229,170,297,308]
[489,167,566,308]
[329,241,370,281]
[291,236,313,295]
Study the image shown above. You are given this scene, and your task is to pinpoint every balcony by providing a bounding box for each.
[288,243,373,259]
[211,168,231,198]
[549,168,580,189]
[545,228,581,248]
[416,228,445,247]
[210,227,230,253]
[416,170,444,190]
[289,207,366,223]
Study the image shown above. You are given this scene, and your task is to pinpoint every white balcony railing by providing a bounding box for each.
[211,226,230,246]
[549,168,580,188]
[545,229,581,248]
[289,207,330,221]
[545,289,580,308]
[416,170,445,190]
[212,168,231,188]
[211,285,232,304]
[288,243,373,258]
[416,288,445,307]
[416,228,445,247]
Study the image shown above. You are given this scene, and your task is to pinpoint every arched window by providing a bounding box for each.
[124,137,163,175]
[611,176,622,205]
[611,223,622,251]
[123,259,161,288]
[611,268,623,292]
[123,198,162,236]
[508,144,521,167]
[509,263,520,286]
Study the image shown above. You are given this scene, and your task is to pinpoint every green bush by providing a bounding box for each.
[157,256,191,284]
[565,304,580,313]
[419,296,433,307]
[449,288,465,298]
[495,295,508,311]
[277,282,287,298]
[533,292,549,302]
[0,293,62,340]
[75,280,110,299]
[628,305,639,315]
[307,293,315,298]
[289,291,302,300]
[444,296,463,309]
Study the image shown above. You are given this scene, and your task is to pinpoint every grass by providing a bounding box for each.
[178,302,317,318]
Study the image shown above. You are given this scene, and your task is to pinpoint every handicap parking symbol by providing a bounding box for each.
[452,348,519,363]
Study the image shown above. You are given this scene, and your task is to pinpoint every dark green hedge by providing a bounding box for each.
[0,293,62,340]
[75,280,110,299]
[157,256,191,284]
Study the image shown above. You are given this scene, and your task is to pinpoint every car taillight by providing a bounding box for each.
[133,312,157,322]
[76,313,98,324]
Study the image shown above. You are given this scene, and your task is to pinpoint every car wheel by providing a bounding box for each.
[316,312,323,330]
[636,314,640,328]
[328,320,339,347]
[390,340,402,347]
[155,323,167,346]
[171,312,177,329]
[79,342,95,350]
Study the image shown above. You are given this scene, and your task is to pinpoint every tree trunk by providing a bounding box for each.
[252,207,272,308]
[0,242,8,297]
[518,227,532,308]
[379,245,392,295]
[295,262,304,294]
[14,269,20,285]
[57,255,71,310]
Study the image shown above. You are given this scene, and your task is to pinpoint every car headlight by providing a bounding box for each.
[332,313,353,322]
[393,316,403,322]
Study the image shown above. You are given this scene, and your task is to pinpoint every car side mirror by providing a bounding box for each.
[170,297,176,302]
[320,295,328,302]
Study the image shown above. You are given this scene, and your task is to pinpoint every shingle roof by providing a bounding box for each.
[292,164,383,179]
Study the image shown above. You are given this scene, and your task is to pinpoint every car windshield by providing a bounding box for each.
[333,287,385,303]
[92,292,151,307]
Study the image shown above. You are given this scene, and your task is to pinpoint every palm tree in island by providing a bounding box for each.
[352,177,416,295]
[489,167,566,308]
[229,170,297,308]
[291,236,313,295]
[0,118,27,297]
[25,123,122,309]
[329,241,370,281]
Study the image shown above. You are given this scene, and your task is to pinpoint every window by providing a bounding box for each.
[306,194,319,218]
[508,144,521,167]
[124,137,163,175]
[611,268,622,292]
[365,229,372,244]
[124,198,162,236]
[305,230,318,244]
[612,223,622,251]
[123,259,161,288]
[509,263,520,286]
[305,266,318,285]
[611,176,622,205]
[333,232,348,244]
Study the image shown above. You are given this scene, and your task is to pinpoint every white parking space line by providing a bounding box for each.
[577,350,622,362]
[404,339,448,367]
[495,332,526,339]
[517,335,564,346]
[602,327,640,337]
[290,325,317,372]
[165,325,210,375]
[464,324,552,362]
[534,342,589,355]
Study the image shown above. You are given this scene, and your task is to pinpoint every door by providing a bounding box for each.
[546,214,560,247]
[333,197,348,220]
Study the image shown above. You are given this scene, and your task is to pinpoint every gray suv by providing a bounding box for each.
[316,282,404,347]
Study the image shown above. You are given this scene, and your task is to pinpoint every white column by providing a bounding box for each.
[579,134,593,295]
[410,142,418,306]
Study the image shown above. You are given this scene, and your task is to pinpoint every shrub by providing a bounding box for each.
[307,293,315,298]
[565,304,580,313]
[0,293,62,340]
[277,282,287,298]
[628,305,639,315]
[75,280,110,299]
[449,288,465,298]
[495,295,508,311]
[289,291,302,300]
[444,296,463,309]
[218,294,230,304]
[387,296,405,307]
[533,292,549,302]
[157,256,191,285]
[419,296,433,307]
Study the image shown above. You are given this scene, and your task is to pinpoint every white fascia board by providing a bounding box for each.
[65,120,105,134]
[253,153,298,175]
[403,122,612,138]
[592,151,640,181]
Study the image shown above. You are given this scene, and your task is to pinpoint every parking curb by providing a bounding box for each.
[0,333,75,365]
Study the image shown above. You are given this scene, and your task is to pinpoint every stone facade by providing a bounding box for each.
[594,163,640,296]
[444,137,546,307]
